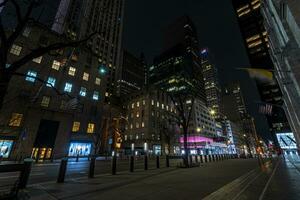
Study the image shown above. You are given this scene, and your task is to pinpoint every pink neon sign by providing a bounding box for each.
[180,136,213,144]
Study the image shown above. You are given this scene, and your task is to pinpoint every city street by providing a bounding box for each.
[0,156,181,186]
[13,156,300,200]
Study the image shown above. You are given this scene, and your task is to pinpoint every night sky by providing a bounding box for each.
[123,0,271,140]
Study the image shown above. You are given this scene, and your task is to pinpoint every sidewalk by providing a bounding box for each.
[23,159,260,200]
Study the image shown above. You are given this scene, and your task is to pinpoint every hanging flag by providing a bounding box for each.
[66,98,79,110]
[237,68,273,83]
[259,103,273,116]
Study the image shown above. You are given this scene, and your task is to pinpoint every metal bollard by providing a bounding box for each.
[89,156,96,178]
[112,155,117,175]
[204,155,208,163]
[130,155,134,172]
[76,154,79,162]
[208,155,212,162]
[166,155,170,168]
[189,155,193,166]
[156,155,160,168]
[57,158,68,183]
[200,155,204,163]
[18,159,33,189]
[144,155,148,170]
[195,155,198,163]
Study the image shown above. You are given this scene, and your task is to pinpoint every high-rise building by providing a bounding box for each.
[123,89,179,155]
[149,16,206,103]
[223,82,247,122]
[261,0,300,149]
[201,48,222,119]
[232,0,291,136]
[2,0,125,101]
[0,24,107,160]
[222,82,258,155]
[55,0,125,101]
[117,50,145,96]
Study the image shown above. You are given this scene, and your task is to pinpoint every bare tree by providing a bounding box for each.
[0,0,99,110]
[168,90,195,167]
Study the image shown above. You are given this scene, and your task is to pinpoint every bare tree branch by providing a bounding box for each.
[7,31,98,74]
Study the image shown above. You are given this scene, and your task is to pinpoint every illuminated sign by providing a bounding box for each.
[276,132,297,150]
[68,142,92,156]
[179,136,213,144]
[0,140,14,158]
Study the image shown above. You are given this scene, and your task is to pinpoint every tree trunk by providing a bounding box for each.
[183,126,189,167]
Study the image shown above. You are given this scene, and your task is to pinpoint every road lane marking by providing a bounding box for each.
[202,169,258,200]
[232,172,262,200]
[258,159,280,200]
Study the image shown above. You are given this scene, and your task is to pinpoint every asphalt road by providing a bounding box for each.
[2,155,300,200]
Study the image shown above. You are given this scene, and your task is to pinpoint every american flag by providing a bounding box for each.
[259,103,273,116]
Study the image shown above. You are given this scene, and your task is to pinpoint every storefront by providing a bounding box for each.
[276,132,298,155]
[68,142,92,157]
[0,139,14,158]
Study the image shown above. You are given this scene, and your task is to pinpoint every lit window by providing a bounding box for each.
[157,102,159,107]
[52,60,61,70]
[32,56,42,64]
[142,122,145,127]
[22,27,31,37]
[72,121,80,132]
[162,104,164,109]
[79,87,87,97]
[124,135,128,141]
[95,77,101,85]
[9,113,23,127]
[41,96,51,107]
[130,124,133,129]
[142,100,146,105]
[105,92,109,97]
[10,44,22,56]
[83,72,89,81]
[46,77,56,87]
[25,70,37,82]
[151,100,154,105]
[166,105,169,111]
[64,83,73,92]
[136,122,139,128]
[131,103,134,109]
[137,102,140,107]
[68,67,76,76]
[93,91,99,100]
[136,111,140,118]
[87,123,95,133]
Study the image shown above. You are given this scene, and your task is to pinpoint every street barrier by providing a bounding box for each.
[57,158,68,183]
[130,156,134,172]
[144,155,148,170]
[88,156,96,178]
[112,155,117,175]
[166,155,170,167]
[156,156,160,169]
[0,158,33,198]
